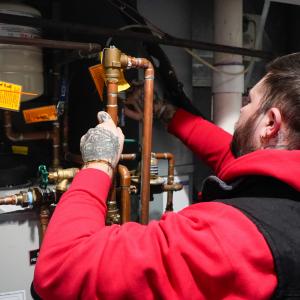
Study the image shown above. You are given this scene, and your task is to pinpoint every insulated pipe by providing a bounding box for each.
[3,110,60,168]
[52,121,60,169]
[212,0,244,133]
[0,13,271,59]
[154,152,175,212]
[0,35,101,52]
[118,164,131,223]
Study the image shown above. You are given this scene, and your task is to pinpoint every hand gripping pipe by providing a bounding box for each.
[103,46,154,224]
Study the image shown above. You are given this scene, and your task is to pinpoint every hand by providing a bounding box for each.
[124,81,177,125]
[80,111,124,170]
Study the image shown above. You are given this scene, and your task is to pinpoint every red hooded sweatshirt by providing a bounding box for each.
[33,109,294,300]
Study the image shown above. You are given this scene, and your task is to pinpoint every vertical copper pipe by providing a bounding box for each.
[39,205,50,243]
[106,80,119,223]
[155,153,175,211]
[141,64,154,224]
[106,80,119,124]
[118,164,131,223]
[121,55,154,224]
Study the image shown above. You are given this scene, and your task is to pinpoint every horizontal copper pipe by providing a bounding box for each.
[3,111,60,168]
[0,195,18,205]
[163,183,183,191]
[4,111,52,141]
[118,164,131,223]
[120,153,137,161]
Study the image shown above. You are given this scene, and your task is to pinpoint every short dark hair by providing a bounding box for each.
[260,53,300,149]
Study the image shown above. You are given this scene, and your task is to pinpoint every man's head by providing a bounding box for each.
[231,52,300,157]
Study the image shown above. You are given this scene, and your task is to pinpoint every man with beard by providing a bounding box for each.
[34,53,300,299]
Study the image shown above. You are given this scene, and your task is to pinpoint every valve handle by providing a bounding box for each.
[38,165,49,189]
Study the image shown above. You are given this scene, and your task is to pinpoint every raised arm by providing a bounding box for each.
[168,108,235,176]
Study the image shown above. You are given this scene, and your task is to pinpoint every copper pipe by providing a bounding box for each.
[3,111,52,141]
[106,80,119,124]
[39,205,50,242]
[155,153,175,211]
[102,47,154,224]
[121,56,154,224]
[121,153,137,161]
[3,111,61,168]
[0,195,18,205]
[118,164,131,223]
[163,183,183,192]
[103,46,122,124]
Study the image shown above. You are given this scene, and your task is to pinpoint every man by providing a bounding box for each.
[33,53,300,299]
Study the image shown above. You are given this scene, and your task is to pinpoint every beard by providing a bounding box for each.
[230,112,261,158]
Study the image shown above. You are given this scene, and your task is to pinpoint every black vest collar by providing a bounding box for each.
[201,175,300,202]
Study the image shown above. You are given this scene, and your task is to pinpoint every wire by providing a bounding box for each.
[184,48,251,76]
[105,0,252,76]
[105,24,164,47]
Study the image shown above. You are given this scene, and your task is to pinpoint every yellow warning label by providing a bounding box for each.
[0,81,22,111]
[118,70,130,92]
[89,63,131,101]
[12,145,29,155]
[23,105,58,123]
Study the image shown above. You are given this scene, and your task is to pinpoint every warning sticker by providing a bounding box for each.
[0,81,22,111]
[23,105,58,123]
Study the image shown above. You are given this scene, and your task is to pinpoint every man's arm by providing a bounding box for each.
[168,108,235,176]
[33,111,275,299]
[33,168,275,300]
[124,86,236,175]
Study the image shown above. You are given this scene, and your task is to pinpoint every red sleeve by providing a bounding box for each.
[168,109,235,175]
[33,169,276,300]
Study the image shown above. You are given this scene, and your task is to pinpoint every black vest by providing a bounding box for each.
[201,176,300,299]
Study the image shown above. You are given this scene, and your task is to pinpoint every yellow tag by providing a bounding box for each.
[12,145,29,155]
[0,81,22,111]
[23,105,58,123]
[118,70,130,92]
[89,63,130,101]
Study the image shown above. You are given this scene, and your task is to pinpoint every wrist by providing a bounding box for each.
[82,160,114,178]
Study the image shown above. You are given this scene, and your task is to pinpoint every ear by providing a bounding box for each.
[264,107,282,138]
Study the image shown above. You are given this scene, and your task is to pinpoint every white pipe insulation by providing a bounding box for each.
[212,0,244,133]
